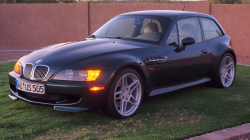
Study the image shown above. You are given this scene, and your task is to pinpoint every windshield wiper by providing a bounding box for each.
[104,36,133,41]
[86,35,97,38]
[104,36,123,39]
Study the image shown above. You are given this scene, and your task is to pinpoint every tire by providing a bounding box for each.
[214,53,236,88]
[102,68,144,119]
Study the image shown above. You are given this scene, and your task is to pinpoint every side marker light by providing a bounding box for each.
[90,86,105,91]
[148,68,154,71]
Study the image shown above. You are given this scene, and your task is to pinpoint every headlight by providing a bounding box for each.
[53,70,101,81]
[13,61,22,74]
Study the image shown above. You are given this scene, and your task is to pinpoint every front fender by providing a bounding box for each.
[64,53,145,71]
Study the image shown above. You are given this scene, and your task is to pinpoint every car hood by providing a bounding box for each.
[21,39,141,69]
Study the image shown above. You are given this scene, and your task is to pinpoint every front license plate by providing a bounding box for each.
[16,80,45,94]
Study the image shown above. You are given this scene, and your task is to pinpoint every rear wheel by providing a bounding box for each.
[102,68,143,119]
[214,53,236,88]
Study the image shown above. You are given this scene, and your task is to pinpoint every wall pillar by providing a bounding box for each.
[76,1,89,41]
[195,2,211,15]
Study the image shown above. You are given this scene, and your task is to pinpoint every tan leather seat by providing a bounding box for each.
[143,22,159,34]
[178,24,196,44]
[179,24,195,39]
[136,22,160,41]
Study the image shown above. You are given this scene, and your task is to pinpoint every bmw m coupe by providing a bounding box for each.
[9,10,236,118]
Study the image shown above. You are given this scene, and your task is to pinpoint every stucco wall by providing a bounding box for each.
[211,4,250,56]
[89,3,196,34]
[0,2,88,47]
[0,2,249,56]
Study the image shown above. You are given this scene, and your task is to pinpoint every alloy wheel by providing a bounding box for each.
[220,56,235,87]
[114,73,142,116]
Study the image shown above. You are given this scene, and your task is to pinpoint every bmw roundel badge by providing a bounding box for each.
[36,60,43,65]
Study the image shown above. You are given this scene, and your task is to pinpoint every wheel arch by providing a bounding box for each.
[216,50,236,70]
[211,49,236,78]
[101,62,148,111]
[213,50,236,88]
[223,50,236,63]
[101,63,148,118]
[112,63,148,96]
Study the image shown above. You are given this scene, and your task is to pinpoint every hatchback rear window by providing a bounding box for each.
[200,18,223,40]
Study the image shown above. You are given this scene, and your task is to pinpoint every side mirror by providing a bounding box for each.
[181,37,195,46]
[180,37,195,50]
[169,42,177,46]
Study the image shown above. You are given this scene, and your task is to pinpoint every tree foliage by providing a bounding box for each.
[208,0,242,4]
[0,0,75,3]
[0,0,244,4]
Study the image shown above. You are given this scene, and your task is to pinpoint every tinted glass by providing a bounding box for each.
[177,18,202,44]
[140,18,163,33]
[165,24,178,46]
[106,18,136,38]
[201,18,223,40]
[92,15,171,44]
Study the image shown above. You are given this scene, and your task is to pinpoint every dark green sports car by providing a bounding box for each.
[9,10,236,118]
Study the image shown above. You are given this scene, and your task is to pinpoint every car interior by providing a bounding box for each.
[136,22,160,41]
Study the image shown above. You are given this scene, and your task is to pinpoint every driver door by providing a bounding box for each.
[164,18,212,86]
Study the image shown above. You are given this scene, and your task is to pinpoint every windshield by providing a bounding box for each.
[92,15,171,44]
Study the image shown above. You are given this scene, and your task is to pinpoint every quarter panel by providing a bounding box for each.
[204,35,235,77]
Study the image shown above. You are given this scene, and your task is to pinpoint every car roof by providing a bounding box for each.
[120,10,211,18]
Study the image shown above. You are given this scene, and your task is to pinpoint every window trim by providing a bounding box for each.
[94,15,172,45]
[199,17,225,42]
[164,23,179,46]
[198,17,205,42]
[165,16,206,46]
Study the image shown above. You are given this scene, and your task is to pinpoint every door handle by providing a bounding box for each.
[201,49,208,54]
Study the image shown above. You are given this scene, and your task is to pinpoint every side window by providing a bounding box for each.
[177,18,202,44]
[201,18,223,40]
[165,24,178,46]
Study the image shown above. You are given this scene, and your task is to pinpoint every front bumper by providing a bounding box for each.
[8,71,114,112]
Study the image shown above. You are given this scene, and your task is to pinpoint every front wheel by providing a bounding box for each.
[214,53,236,88]
[102,68,143,119]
